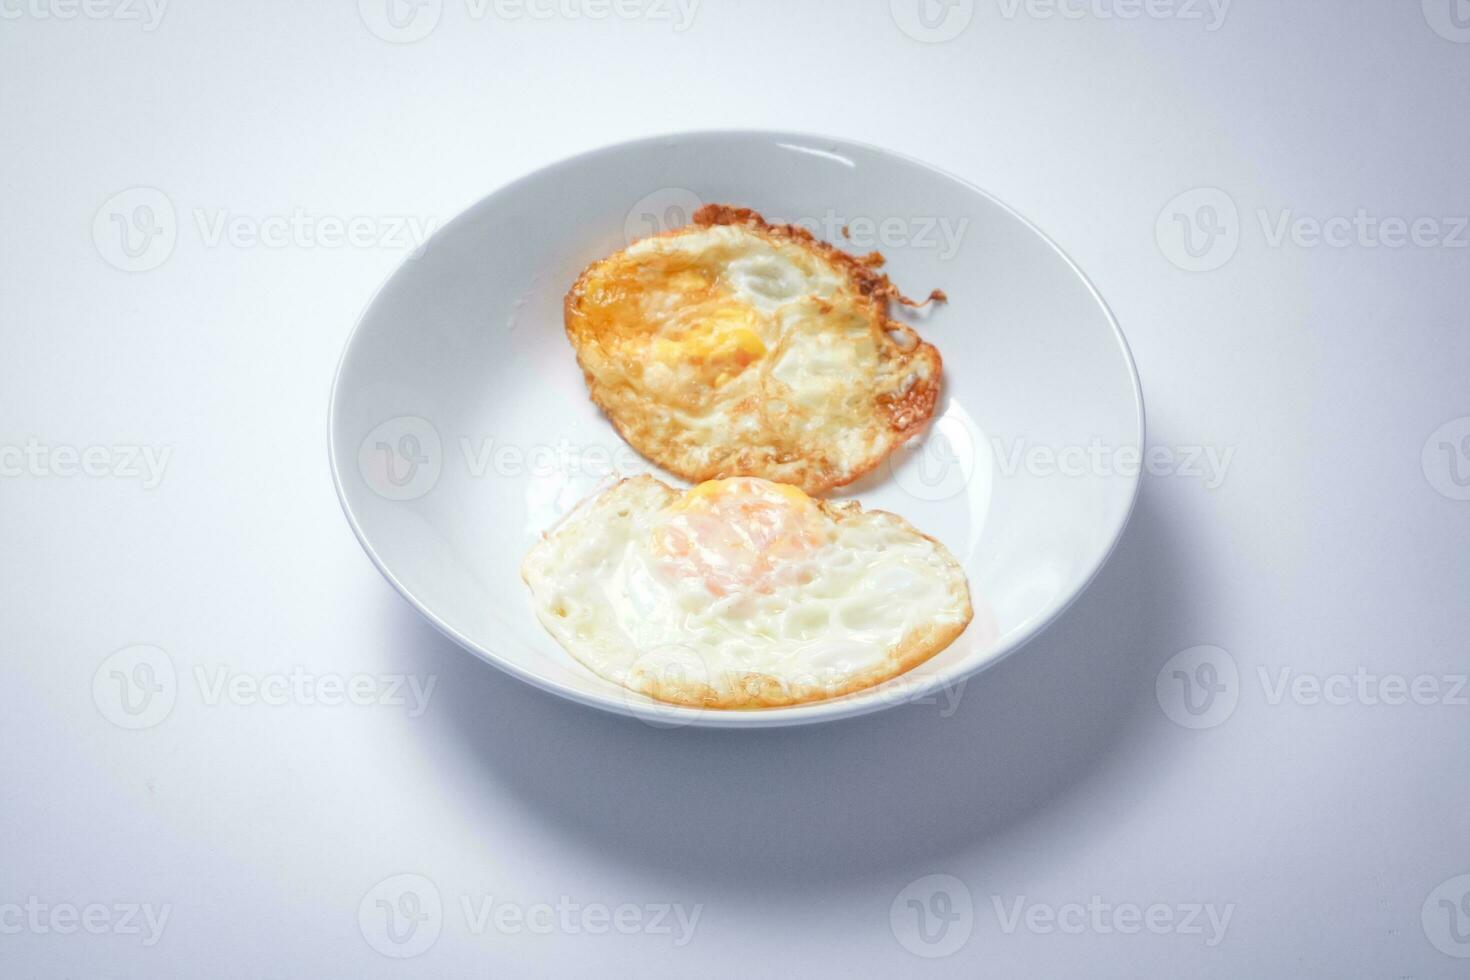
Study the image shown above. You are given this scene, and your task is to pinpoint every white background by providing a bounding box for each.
[3,0,1469,976]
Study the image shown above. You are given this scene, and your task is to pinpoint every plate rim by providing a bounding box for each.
[327,127,1147,729]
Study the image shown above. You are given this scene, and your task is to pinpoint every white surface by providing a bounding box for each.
[328,130,1142,727]
[2,1,1468,976]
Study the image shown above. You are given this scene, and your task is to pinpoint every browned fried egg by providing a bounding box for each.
[563,205,945,495]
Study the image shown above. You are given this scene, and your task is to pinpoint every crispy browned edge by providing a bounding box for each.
[562,204,947,495]
[523,475,974,710]
[636,610,972,710]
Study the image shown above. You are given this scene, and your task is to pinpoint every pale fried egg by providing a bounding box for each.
[563,205,946,495]
[521,475,972,709]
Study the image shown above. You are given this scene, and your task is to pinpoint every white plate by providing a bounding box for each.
[328,131,1144,728]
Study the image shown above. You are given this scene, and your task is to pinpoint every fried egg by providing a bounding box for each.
[521,475,972,709]
[564,205,946,495]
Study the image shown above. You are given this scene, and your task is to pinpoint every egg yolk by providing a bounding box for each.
[652,479,827,597]
[652,305,767,381]
[580,253,769,387]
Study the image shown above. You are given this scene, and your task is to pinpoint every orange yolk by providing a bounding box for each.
[580,254,768,386]
[652,479,827,597]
